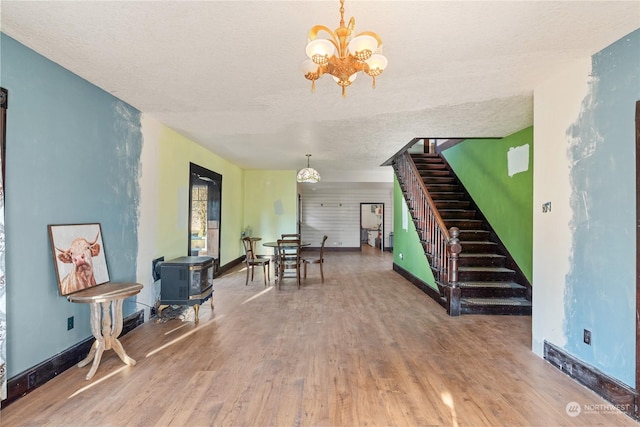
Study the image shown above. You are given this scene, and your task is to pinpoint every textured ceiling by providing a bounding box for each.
[2,1,639,183]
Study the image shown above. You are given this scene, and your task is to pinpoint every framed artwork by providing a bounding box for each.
[48,223,110,296]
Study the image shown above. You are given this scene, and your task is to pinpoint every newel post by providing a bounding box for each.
[447,227,462,316]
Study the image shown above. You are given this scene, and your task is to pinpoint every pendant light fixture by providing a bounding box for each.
[301,0,388,97]
[296,154,321,183]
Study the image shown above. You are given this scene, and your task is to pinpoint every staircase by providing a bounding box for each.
[396,152,531,316]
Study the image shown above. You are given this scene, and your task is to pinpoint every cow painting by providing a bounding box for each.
[55,232,101,295]
[49,224,110,296]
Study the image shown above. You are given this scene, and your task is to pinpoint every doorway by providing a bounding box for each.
[360,203,384,252]
[188,163,222,275]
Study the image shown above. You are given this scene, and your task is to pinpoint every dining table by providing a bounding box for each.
[262,241,310,274]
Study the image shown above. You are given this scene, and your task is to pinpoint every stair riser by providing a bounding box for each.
[458,256,505,267]
[423,178,457,185]
[459,242,498,253]
[413,158,444,164]
[460,305,532,316]
[429,193,465,200]
[459,287,526,298]
[434,201,471,209]
[439,211,477,219]
[418,169,450,176]
[457,270,515,281]
[458,231,490,241]
[444,219,484,229]
[426,184,459,192]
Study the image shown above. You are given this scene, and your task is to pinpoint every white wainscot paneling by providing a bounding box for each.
[299,184,393,250]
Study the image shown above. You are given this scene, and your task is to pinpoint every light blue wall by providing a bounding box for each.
[564,29,639,385]
[1,34,143,377]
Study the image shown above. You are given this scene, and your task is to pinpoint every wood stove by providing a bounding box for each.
[159,256,214,322]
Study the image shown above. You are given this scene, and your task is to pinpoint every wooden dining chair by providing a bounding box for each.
[281,233,300,239]
[280,233,300,262]
[303,235,328,283]
[276,239,301,289]
[242,237,270,287]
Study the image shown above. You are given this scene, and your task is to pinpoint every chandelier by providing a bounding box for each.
[296,154,321,183]
[302,0,388,97]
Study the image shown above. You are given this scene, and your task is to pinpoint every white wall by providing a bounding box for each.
[136,115,162,320]
[299,183,393,249]
[532,28,639,387]
[531,58,591,355]
[361,204,383,229]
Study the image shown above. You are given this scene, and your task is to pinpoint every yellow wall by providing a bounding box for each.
[157,127,245,264]
[243,170,298,256]
[140,117,297,270]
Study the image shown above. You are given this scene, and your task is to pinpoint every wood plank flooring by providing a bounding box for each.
[2,247,637,426]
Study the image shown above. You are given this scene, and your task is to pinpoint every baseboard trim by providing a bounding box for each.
[320,247,360,252]
[543,340,637,420]
[1,309,145,408]
[219,256,244,275]
[392,263,446,309]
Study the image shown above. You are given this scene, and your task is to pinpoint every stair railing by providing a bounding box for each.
[393,151,462,314]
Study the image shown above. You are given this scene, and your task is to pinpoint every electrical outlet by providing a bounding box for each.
[399,253,404,259]
[27,371,37,389]
[67,316,74,330]
[584,329,591,345]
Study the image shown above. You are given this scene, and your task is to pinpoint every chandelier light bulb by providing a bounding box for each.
[301,59,320,75]
[365,54,388,76]
[306,39,336,65]
[348,35,377,61]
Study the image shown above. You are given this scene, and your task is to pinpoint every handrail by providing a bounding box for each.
[405,152,450,237]
[393,151,458,288]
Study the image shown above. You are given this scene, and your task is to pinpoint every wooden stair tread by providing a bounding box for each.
[458,281,525,289]
[458,266,513,273]
[459,253,504,258]
[461,297,531,307]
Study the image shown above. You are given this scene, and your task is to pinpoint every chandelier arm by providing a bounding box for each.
[313,64,328,78]
[347,17,355,33]
[308,25,340,47]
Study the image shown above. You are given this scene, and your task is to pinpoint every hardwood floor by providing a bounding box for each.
[2,249,637,426]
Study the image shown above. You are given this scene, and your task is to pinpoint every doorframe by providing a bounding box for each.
[635,100,639,418]
[360,202,385,252]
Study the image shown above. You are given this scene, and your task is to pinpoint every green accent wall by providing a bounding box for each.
[393,178,437,288]
[442,127,533,281]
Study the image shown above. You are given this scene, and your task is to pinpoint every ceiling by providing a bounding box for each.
[1,1,639,184]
